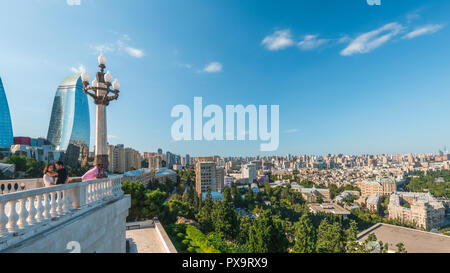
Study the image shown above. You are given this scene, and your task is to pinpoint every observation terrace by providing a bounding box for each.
[0,176,131,253]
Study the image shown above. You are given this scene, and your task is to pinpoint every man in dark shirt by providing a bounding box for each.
[55,161,69,185]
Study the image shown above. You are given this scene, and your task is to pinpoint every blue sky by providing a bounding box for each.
[1,0,450,156]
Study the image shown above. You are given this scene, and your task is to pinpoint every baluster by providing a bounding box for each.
[100,182,105,198]
[96,182,101,200]
[113,180,118,196]
[26,195,37,226]
[35,194,43,223]
[50,192,57,218]
[43,192,51,220]
[106,180,111,197]
[98,182,102,200]
[62,189,71,213]
[88,184,93,203]
[117,180,124,196]
[93,183,98,202]
[85,184,91,204]
[0,201,9,237]
[67,188,74,210]
[110,180,115,196]
[56,191,63,215]
[89,184,94,203]
[7,200,19,233]
[17,198,29,229]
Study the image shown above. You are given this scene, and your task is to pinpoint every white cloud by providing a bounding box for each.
[337,35,351,44]
[406,9,422,23]
[91,43,115,54]
[70,64,86,74]
[203,62,223,73]
[340,22,403,56]
[403,24,443,39]
[283,129,300,134]
[262,29,294,51]
[125,47,144,58]
[66,0,81,6]
[297,35,329,50]
[90,34,144,58]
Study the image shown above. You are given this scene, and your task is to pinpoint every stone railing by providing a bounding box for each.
[0,179,44,195]
[0,175,124,251]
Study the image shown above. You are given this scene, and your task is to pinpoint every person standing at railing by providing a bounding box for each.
[43,163,58,187]
[55,161,69,185]
[82,163,108,182]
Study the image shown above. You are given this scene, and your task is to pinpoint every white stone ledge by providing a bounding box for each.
[1,194,131,253]
[0,175,125,252]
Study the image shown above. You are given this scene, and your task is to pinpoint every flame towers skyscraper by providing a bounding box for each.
[47,74,90,152]
[0,77,13,147]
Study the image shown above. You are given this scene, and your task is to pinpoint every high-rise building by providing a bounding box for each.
[215,166,224,192]
[195,158,217,195]
[108,144,126,173]
[158,148,163,155]
[125,147,141,171]
[47,74,90,152]
[0,77,13,147]
[107,145,141,173]
[166,151,175,168]
[185,154,190,166]
[242,163,257,184]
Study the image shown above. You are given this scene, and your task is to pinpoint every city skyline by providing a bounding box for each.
[1,0,450,156]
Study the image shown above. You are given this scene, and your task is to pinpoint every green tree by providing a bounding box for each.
[396,242,407,253]
[211,201,238,240]
[345,220,363,253]
[316,219,345,253]
[237,216,252,246]
[247,210,289,253]
[293,214,316,253]
[196,189,214,233]
[223,187,232,203]
[5,155,27,172]
[122,180,166,221]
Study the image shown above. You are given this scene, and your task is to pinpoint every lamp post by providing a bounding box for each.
[80,53,120,169]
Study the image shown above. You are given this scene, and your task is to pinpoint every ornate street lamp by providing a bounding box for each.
[80,53,120,169]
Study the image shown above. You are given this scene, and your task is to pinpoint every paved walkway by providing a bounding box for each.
[127,227,167,253]
[358,223,450,253]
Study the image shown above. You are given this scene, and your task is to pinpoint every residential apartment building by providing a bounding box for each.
[360,179,397,197]
[125,148,141,171]
[107,145,141,173]
[388,192,446,230]
[108,144,125,173]
[216,166,225,192]
[143,152,164,170]
[195,157,217,196]
[242,163,257,184]
[367,193,381,212]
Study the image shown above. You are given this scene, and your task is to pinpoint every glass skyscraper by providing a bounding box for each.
[0,77,13,147]
[47,74,90,151]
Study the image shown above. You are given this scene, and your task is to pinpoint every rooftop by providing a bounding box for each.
[126,220,177,253]
[357,223,450,253]
[309,203,351,215]
[154,168,177,177]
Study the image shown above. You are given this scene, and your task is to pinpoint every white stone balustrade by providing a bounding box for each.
[0,175,124,249]
[0,179,44,195]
